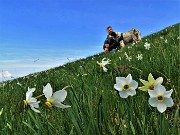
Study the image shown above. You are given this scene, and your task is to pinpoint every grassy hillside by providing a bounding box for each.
[0,23,179,135]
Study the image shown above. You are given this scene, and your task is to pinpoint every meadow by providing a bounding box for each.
[0,23,179,135]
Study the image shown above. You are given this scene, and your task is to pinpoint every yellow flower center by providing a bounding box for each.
[45,101,53,108]
[149,85,154,90]
[123,84,130,91]
[99,63,103,68]
[23,100,28,107]
[156,95,164,103]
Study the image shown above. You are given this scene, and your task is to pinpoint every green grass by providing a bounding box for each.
[0,23,179,135]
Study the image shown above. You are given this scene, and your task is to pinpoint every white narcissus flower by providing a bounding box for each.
[139,73,163,91]
[23,87,40,113]
[114,74,138,98]
[43,83,71,109]
[124,52,128,58]
[136,54,143,60]
[126,56,132,61]
[17,82,22,86]
[148,84,174,113]
[97,58,111,72]
[160,36,164,39]
[124,52,132,61]
[165,39,168,43]
[144,42,151,50]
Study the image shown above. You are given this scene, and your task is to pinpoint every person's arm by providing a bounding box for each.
[103,39,109,49]
[104,48,109,52]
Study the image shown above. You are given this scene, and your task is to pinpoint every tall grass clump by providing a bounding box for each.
[0,23,179,135]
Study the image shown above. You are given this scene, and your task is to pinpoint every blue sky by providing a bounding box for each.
[0,0,179,81]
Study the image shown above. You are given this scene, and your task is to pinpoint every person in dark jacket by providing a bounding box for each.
[103,26,123,52]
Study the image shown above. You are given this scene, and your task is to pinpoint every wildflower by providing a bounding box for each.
[97,58,111,72]
[148,84,174,113]
[124,52,132,61]
[165,39,168,43]
[43,83,71,109]
[0,108,3,116]
[136,54,143,60]
[23,87,40,113]
[144,42,151,50]
[139,73,163,91]
[124,52,128,58]
[17,82,22,86]
[160,36,164,39]
[132,42,135,46]
[114,74,138,98]
[126,56,132,61]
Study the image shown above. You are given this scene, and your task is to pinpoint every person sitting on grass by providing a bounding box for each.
[103,26,124,52]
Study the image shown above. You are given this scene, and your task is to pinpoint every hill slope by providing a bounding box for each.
[0,23,179,134]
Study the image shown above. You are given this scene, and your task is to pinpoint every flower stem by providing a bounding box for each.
[35,94,44,99]
[62,85,73,90]
[159,112,165,135]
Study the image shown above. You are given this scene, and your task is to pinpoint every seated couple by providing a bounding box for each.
[103,26,141,52]
[103,26,124,52]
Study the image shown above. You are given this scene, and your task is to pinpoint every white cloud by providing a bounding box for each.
[0,60,21,63]
[0,71,12,78]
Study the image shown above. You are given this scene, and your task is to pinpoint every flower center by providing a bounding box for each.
[23,100,28,107]
[149,85,154,90]
[99,63,103,68]
[45,101,53,108]
[156,95,164,102]
[123,84,130,91]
